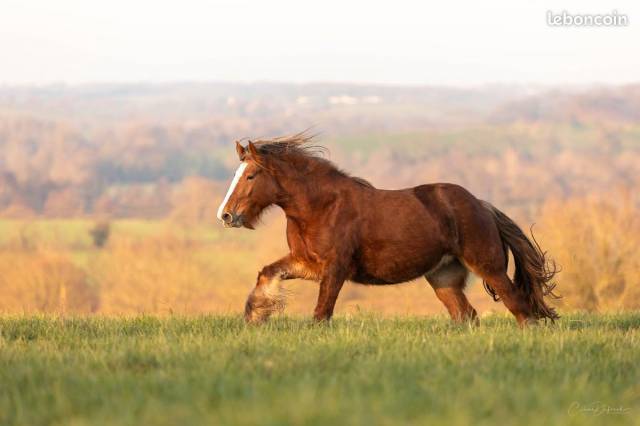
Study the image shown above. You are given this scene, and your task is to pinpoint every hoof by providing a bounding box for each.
[244,285,286,324]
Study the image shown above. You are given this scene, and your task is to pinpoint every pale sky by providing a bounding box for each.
[1,0,638,86]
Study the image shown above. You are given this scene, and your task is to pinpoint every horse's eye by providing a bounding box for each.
[247,174,256,180]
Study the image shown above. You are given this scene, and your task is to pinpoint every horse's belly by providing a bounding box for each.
[351,269,424,285]
[351,245,444,285]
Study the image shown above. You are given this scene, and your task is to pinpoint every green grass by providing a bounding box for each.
[0,314,638,426]
[326,123,640,162]
[0,218,259,274]
[0,219,194,247]
[0,219,258,248]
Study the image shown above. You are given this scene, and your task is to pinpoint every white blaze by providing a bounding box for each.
[217,162,248,220]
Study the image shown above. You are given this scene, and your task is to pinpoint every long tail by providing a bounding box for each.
[483,202,560,321]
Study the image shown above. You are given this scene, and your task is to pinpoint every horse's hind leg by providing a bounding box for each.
[461,248,534,325]
[425,258,478,323]
[455,203,536,325]
[477,271,533,326]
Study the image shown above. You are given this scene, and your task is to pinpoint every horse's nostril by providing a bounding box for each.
[221,212,233,224]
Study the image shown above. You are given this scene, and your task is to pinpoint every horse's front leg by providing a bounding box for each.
[313,268,347,321]
[244,255,300,324]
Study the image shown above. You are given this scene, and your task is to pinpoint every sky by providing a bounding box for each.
[1,0,639,86]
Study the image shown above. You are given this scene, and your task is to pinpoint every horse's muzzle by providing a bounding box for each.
[221,211,242,228]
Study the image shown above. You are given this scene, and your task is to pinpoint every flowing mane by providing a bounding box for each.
[249,132,327,158]
[245,132,374,188]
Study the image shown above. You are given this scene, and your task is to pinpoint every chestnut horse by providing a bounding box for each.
[217,134,559,325]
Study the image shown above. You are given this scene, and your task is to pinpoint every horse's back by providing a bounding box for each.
[412,182,501,243]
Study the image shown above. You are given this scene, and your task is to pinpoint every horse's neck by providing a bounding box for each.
[277,182,321,221]
[276,169,340,223]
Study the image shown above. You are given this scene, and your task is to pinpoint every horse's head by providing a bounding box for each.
[216,141,279,229]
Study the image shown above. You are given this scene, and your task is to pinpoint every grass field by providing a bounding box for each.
[0,314,638,426]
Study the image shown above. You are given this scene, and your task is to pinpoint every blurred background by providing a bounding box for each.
[1,0,639,316]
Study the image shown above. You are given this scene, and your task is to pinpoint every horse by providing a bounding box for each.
[216,134,559,326]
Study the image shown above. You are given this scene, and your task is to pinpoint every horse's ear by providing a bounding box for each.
[235,141,246,161]
[247,141,273,172]
[247,141,262,164]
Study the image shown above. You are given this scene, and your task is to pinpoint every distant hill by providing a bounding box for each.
[0,82,638,218]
